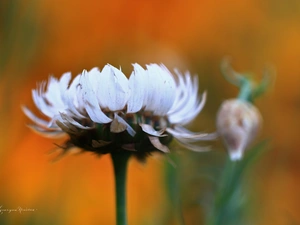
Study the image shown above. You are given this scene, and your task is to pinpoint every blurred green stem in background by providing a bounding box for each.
[207,141,268,225]
[111,152,131,225]
[164,153,186,225]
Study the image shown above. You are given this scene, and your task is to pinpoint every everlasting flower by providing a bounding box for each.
[216,99,262,161]
[22,63,216,159]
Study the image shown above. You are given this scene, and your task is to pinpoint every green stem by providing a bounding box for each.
[207,141,268,225]
[207,159,237,225]
[237,78,253,102]
[111,151,131,225]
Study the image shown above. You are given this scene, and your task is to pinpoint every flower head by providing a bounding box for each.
[22,63,216,159]
[216,99,262,161]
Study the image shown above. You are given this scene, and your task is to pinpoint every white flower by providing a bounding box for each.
[216,99,262,161]
[22,63,216,156]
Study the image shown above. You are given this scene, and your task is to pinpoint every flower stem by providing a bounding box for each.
[237,77,253,102]
[111,151,131,225]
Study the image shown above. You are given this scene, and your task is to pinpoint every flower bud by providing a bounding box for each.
[216,99,262,160]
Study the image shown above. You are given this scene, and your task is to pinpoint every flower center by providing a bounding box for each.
[61,111,173,156]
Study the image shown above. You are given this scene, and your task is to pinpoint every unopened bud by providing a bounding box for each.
[216,99,262,161]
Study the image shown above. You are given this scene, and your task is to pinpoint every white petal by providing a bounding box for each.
[142,65,156,112]
[58,73,86,119]
[169,92,206,125]
[174,126,218,138]
[110,113,136,136]
[97,64,129,111]
[148,136,170,153]
[32,74,68,119]
[144,64,176,115]
[22,105,50,128]
[110,115,127,133]
[166,127,217,141]
[140,123,167,137]
[45,76,64,107]
[27,124,66,138]
[59,72,72,91]
[79,70,112,123]
[115,114,136,136]
[58,112,94,129]
[88,67,100,91]
[182,91,207,124]
[167,70,192,115]
[174,138,211,152]
[32,86,55,118]
[127,63,147,113]
[153,64,176,115]
[63,75,86,118]
[168,70,206,125]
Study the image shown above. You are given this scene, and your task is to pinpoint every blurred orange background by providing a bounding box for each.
[0,0,299,224]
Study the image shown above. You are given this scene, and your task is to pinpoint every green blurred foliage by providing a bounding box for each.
[0,0,39,75]
[163,141,269,225]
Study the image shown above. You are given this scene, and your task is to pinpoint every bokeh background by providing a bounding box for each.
[0,0,299,224]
